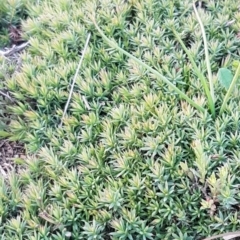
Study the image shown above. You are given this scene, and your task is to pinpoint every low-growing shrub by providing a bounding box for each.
[0,0,31,47]
[1,0,240,239]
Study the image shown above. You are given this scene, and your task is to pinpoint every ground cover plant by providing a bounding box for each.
[0,0,30,129]
[0,0,30,180]
[1,0,240,239]
[0,0,31,47]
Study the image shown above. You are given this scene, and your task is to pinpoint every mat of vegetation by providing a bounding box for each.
[1,0,240,239]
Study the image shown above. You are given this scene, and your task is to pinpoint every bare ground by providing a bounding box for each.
[0,27,28,177]
[0,140,25,176]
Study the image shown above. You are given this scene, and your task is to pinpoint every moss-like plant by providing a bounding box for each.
[1,0,240,239]
[93,3,240,118]
[0,0,29,46]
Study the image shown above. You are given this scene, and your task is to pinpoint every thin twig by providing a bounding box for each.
[0,90,15,102]
[200,181,208,199]
[0,41,30,57]
[193,3,215,103]
[225,19,235,27]
[202,231,240,240]
[60,33,91,127]
[0,166,7,177]
[82,96,91,110]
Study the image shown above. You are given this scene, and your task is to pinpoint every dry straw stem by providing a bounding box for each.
[0,90,14,102]
[60,33,91,127]
[193,3,214,103]
[0,41,29,57]
[202,230,240,240]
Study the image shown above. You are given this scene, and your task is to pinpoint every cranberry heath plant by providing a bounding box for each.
[1,0,240,239]
[93,3,240,118]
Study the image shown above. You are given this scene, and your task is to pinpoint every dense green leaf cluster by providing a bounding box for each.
[1,0,240,239]
[0,0,32,130]
[0,0,32,46]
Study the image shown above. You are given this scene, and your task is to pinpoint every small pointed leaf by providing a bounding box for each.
[218,68,233,90]
[232,60,240,71]
[0,130,11,138]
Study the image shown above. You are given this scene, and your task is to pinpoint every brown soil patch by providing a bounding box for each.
[0,27,28,177]
[0,140,25,176]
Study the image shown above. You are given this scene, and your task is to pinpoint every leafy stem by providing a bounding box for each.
[171,27,215,117]
[93,21,205,114]
[93,2,240,119]
[193,3,215,103]
[220,62,240,114]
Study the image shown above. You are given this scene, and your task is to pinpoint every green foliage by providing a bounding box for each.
[94,3,240,118]
[0,0,31,46]
[0,53,19,134]
[1,0,240,239]
[0,0,32,131]
[218,68,233,90]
